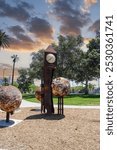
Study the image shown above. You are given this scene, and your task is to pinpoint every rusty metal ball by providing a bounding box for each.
[0,85,22,112]
[52,77,70,97]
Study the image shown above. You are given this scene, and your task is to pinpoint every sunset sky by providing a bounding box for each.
[0,0,100,68]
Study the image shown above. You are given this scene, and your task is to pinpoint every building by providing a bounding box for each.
[0,63,19,84]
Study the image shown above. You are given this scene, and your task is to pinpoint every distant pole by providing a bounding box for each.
[11,60,15,85]
[11,55,18,85]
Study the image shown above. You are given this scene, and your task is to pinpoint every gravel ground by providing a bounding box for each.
[0,108,100,150]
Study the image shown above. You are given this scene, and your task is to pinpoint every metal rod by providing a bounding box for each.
[58,96,64,115]
[6,112,10,122]
[58,97,59,114]
[60,97,61,114]
[62,97,64,115]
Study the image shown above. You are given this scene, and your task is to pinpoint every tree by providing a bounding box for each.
[54,35,83,79]
[74,35,100,94]
[11,55,19,85]
[17,68,33,93]
[29,50,44,80]
[0,30,9,50]
[2,77,9,86]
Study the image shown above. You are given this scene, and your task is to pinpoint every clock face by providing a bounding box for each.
[46,53,56,63]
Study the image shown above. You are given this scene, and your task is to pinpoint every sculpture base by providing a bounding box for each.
[0,119,22,128]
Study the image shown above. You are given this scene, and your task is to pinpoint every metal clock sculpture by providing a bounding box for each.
[43,45,57,114]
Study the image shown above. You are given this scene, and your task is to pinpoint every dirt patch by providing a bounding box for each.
[0,108,100,150]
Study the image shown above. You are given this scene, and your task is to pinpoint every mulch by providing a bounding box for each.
[0,107,100,150]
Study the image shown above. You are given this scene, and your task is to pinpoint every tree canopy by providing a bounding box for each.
[17,68,33,93]
[74,35,100,94]
[29,50,44,80]
[54,35,83,79]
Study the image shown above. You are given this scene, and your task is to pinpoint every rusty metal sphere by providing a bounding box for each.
[0,85,22,112]
[52,77,70,97]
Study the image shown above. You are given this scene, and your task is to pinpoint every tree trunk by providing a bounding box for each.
[85,79,89,95]
[11,61,15,85]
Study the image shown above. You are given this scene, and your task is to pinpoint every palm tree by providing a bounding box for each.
[0,30,9,50]
[11,55,19,85]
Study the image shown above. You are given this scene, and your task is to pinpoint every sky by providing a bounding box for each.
[0,0,100,68]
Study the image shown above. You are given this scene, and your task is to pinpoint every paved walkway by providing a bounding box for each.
[21,100,41,108]
[21,100,100,109]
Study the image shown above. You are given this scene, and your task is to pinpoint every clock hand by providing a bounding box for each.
[48,57,52,61]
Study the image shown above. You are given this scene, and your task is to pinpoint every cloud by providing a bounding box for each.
[88,19,100,33]
[81,37,92,51]
[8,25,25,34]
[7,25,36,51]
[0,0,32,22]
[48,0,90,36]
[0,0,54,52]
[27,17,54,43]
[84,37,92,44]
[85,0,97,5]
[0,0,99,52]
[8,36,39,51]
[6,21,54,51]
[81,0,97,13]
[18,1,34,10]
[46,0,57,4]
[8,25,33,43]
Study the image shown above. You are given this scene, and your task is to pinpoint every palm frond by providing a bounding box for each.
[0,30,10,49]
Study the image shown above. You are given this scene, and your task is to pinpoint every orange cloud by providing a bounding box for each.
[5,38,54,52]
[81,0,97,13]
[6,18,55,52]
[85,0,97,5]
[6,40,51,52]
[83,37,92,44]
[81,37,92,51]
[46,0,57,4]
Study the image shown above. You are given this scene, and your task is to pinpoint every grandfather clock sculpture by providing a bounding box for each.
[43,45,57,114]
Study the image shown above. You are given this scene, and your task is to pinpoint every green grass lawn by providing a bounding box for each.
[23,94,100,106]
